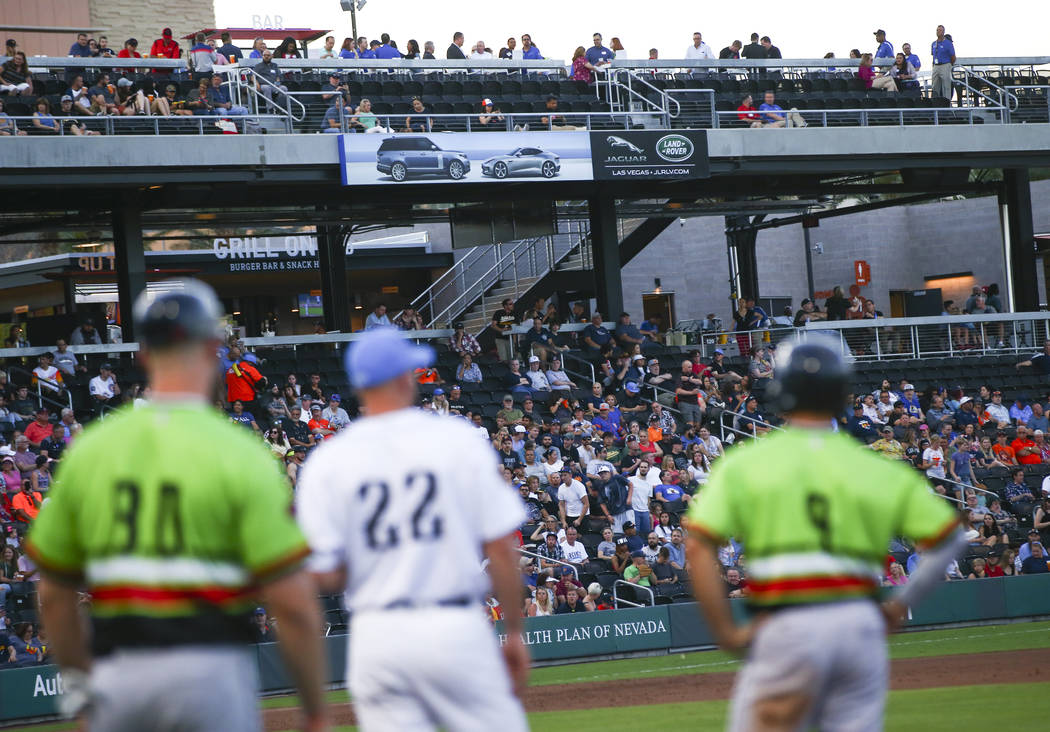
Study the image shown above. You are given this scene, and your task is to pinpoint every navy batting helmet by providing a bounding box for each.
[133,279,224,348]
[766,337,851,415]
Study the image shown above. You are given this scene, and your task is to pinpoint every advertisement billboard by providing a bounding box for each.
[589,130,710,180]
[339,131,592,185]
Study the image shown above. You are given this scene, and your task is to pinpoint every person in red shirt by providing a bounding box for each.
[223,346,266,409]
[117,37,142,60]
[149,28,181,76]
[1011,425,1042,466]
[991,431,1018,466]
[737,94,761,128]
[306,404,335,441]
[150,28,181,59]
[23,408,54,449]
[10,480,42,524]
[984,553,1006,577]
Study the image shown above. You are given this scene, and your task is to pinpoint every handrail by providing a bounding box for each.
[3,114,291,136]
[613,578,655,608]
[231,66,308,121]
[715,104,1002,128]
[559,350,596,386]
[6,365,73,413]
[516,547,579,581]
[621,72,680,118]
[936,472,1001,501]
[407,245,490,326]
[957,68,1018,119]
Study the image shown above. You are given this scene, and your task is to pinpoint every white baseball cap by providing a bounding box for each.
[528,355,540,363]
[514,425,526,433]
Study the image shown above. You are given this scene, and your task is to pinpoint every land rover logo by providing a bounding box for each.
[655,135,693,162]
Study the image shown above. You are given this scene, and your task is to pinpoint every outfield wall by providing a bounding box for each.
[3,576,1050,723]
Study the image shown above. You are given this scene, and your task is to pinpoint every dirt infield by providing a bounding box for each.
[261,647,1049,729]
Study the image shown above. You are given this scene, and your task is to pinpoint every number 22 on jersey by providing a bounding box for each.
[359,470,444,550]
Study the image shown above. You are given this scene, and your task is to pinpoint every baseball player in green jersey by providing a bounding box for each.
[686,338,965,732]
[27,280,329,732]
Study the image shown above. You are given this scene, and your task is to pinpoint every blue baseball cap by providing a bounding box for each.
[625,381,640,393]
[345,328,435,390]
[433,388,444,395]
[329,393,341,402]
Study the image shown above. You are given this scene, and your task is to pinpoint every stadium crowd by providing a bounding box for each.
[0,25,961,135]
[1,280,1048,648]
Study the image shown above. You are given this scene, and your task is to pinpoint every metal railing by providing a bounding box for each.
[613,578,655,608]
[715,104,1005,128]
[517,547,580,581]
[412,220,590,329]
[223,65,309,121]
[696,312,1050,362]
[958,67,1019,119]
[1,113,292,135]
[6,366,73,413]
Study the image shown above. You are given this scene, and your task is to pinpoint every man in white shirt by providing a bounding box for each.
[526,356,552,397]
[685,32,716,60]
[628,458,658,534]
[559,526,589,566]
[364,304,391,330]
[321,393,351,429]
[545,357,576,393]
[558,471,588,528]
[875,389,897,421]
[88,362,120,409]
[469,40,493,60]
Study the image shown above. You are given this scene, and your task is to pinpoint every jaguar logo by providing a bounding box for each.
[606,135,644,154]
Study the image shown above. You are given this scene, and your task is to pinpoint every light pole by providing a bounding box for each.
[339,0,367,46]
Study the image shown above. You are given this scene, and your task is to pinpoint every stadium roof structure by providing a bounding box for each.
[1,124,1047,337]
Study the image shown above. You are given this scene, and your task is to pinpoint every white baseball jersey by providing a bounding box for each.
[296,408,524,613]
[559,540,589,564]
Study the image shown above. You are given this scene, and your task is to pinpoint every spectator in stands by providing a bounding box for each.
[793,298,826,326]
[69,32,92,57]
[639,314,663,343]
[1020,542,1048,574]
[282,407,314,450]
[322,99,352,133]
[117,37,142,63]
[255,50,288,112]
[449,323,481,356]
[708,349,742,388]
[559,526,590,568]
[477,98,504,128]
[1016,340,1050,376]
[498,38,515,59]
[469,40,493,62]
[456,354,482,384]
[760,36,782,58]
[898,383,924,424]
[737,94,761,127]
[624,550,652,590]
[0,99,25,135]
[23,409,53,450]
[536,530,565,573]
[847,403,878,443]
[245,37,267,59]
[902,42,920,72]
[585,33,614,69]
[977,513,1008,548]
[580,313,613,360]
[163,84,194,116]
[920,433,947,486]
[88,362,120,411]
[273,37,302,59]
[545,356,577,394]
[887,53,918,91]
[857,53,877,90]
[490,298,519,362]
[447,31,466,59]
[525,356,553,398]
[307,403,335,441]
[364,303,390,329]
[965,557,989,580]
[402,97,430,133]
[873,29,894,59]
[504,360,533,399]
[219,33,242,62]
[223,348,264,411]
[931,26,956,102]
[185,78,212,116]
[757,90,786,128]
[720,40,742,59]
[1005,468,1037,517]
[558,470,588,529]
[321,394,350,430]
[30,99,59,135]
[497,395,524,425]
[1012,425,1041,465]
[991,431,1018,466]
[523,317,560,362]
[151,28,181,65]
[206,73,249,116]
[741,33,765,60]
[570,47,592,83]
[1035,498,1050,545]
[10,479,41,526]
[519,34,543,60]
[983,390,1011,428]
[614,312,650,354]
[229,400,260,432]
[393,307,422,331]
[31,353,63,396]
[685,32,716,60]
[925,394,954,431]
[954,396,978,431]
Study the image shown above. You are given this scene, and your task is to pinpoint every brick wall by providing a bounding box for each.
[88,0,215,53]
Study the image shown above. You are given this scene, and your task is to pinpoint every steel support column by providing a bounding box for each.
[588,196,624,318]
[317,212,351,332]
[1000,168,1037,312]
[112,193,146,342]
[725,214,763,305]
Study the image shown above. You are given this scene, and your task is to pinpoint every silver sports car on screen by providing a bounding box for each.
[481,147,561,179]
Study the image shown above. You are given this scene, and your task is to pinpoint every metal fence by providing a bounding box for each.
[693,312,1050,361]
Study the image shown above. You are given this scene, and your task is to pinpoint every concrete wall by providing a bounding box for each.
[622,178,1050,324]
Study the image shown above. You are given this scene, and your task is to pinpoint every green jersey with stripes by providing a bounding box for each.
[686,427,956,608]
[26,400,308,656]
